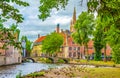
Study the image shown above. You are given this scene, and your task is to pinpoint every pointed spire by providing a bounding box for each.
[73,7,76,24]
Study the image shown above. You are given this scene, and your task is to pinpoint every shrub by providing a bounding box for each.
[57,59,65,63]
[27,71,45,77]
[46,58,53,63]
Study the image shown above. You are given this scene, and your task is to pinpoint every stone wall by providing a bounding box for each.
[0,56,5,66]
[0,54,21,66]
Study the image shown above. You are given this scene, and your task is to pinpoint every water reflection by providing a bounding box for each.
[0,63,66,78]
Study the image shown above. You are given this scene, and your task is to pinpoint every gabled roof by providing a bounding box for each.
[35,36,46,43]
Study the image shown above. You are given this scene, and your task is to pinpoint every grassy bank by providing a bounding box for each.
[21,65,120,78]
[69,59,120,67]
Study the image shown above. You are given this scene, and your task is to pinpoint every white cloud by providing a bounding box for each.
[21,30,43,36]
[4,0,87,41]
[54,16,71,25]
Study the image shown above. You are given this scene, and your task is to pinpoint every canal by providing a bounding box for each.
[0,63,67,78]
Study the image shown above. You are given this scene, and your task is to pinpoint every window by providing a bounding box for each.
[77,52,80,55]
[74,47,76,50]
[73,52,76,57]
[78,47,80,50]
[102,53,104,56]
[69,52,72,57]
[69,47,72,50]
[89,47,93,49]
[72,41,75,44]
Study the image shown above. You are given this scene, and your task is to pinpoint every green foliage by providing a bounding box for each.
[94,17,104,61]
[0,0,29,23]
[26,71,45,77]
[42,32,63,55]
[39,0,68,21]
[72,12,94,59]
[0,18,21,50]
[112,45,120,64]
[16,70,22,78]
[21,36,32,57]
[38,58,53,63]
[45,58,53,63]
[72,12,94,45]
[57,59,65,63]
[87,0,120,63]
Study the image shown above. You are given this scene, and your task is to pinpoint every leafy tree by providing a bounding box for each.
[42,32,63,56]
[0,0,29,23]
[72,12,94,60]
[0,19,21,50]
[39,0,68,21]
[106,26,120,64]
[39,0,120,63]
[93,17,104,61]
[0,0,29,52]
[112,44,120,64]
[10,24,20,40]
[87,0,120,63]
[21,36,32,57]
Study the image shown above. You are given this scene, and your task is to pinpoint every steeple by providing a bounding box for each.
[73,7,76,24]
[70,7,76,33]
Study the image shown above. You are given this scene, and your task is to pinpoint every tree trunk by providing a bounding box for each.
[83,46,86,59]
[104,45,107,62]
[86,45,89,61]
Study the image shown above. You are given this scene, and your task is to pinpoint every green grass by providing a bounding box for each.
[22,71,45,78]
[71,59,120,67]
[83,68,120,78]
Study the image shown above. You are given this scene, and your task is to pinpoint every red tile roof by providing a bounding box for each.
[35,36,46,43]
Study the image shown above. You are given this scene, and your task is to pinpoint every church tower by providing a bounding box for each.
[70,7,76,33]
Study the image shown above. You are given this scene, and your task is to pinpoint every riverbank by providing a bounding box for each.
[0,63,21,67]
[22,65,120,78]
[37,58,120,68]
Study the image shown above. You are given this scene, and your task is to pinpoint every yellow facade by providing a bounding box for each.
[31,44,42,57]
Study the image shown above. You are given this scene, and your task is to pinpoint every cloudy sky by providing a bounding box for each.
[5,0,87,42]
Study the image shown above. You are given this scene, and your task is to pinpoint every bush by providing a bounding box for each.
[38,58,46,62]
[27,71,45,77]
[46,58,53,63]
[37,58,53,63]
[16,71,22,78]
[57,59,65,63]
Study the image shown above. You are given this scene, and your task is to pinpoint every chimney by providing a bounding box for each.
[61,29,63,33]
[38,34,40,38]
[56,24,60,33]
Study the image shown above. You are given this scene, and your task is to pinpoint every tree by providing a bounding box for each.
[21,36,32,57]
[106,26,120,64]
[0,0,29,23]
[88,0,120,63]
[93,17,104,61]
[72,12,94,60]
[10,24,20,40]
[39,0,68,21]
[42,32,63,56]
[0,19,21,50]
[0,0,29,52]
